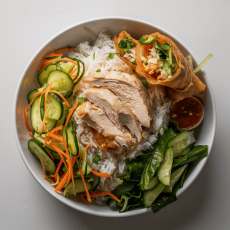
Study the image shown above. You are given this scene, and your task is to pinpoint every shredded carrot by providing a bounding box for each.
[55,172,69,192]
[105,192,121,203]
[80,169,91,203]
[26,95,39,110]
[80,194,88,204]
[69,74,76,79]
[46,150,54,161]
[28,132,34,139]
[69,65,78,76]
[180,63,185,69]
[81,143,91,160]
[40,82,53,133]
[39,58,79,72]
[91,170,110,178]
[72,156,77,167]
[65,100,78,126]
[48,134,64,142]
[49,126,63,134]
[51,173,60,186]
[44,178,50,181]
[74,75,81,83]
[54,47,75,53]
[36,90,70,107]
[46,51,63,58]
[24,108,33,132]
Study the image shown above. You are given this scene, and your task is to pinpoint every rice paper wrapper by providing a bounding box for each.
[136,32,196,92]
[166,74,206,102]
[114,31,138,70]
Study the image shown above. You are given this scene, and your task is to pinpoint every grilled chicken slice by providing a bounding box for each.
[74,101,136,150]
[84,87,142,142]
[82,71,153,127]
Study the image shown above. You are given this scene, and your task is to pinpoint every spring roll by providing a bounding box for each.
[136,32,196,92]
[114,31,138,70]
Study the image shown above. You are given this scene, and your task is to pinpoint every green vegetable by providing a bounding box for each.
[113,180,136,197]
[118,36,136,54]
[81,50,87,57]
[142,80,149,89]
[93,52,95,60]
[138,35,158,45]
[186,56,193,66]
[110,46,114,49]
[193,54,213,74]
[93,154,101,164]
[83,27,96,41]
[108,52,121,59]
[78,97,87,105]
[173,145,208,168]
[120,195,130,213]
[96,69,101,72]
[163,60,172,76]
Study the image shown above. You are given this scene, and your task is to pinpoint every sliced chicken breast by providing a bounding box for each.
[82,71,153,127]
[84,87,142,142]
[74,101,136,150]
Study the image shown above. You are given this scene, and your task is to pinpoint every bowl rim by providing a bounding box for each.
[13,16,216,217]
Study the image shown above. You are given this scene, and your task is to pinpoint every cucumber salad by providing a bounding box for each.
[24,28,210,214]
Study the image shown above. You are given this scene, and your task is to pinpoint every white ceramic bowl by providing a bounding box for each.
[14,17,216,217]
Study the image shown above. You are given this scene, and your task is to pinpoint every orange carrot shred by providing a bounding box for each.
[28,132,34,139]
[80,194,88,204]
[48,134,64,142]
[80,169,91,203]
[65,100,78,126]
[46,150,54,161]
[53,47,75,53]
[51,173,59,186]
[81,143,91,160]
[24,108,33,132]
[91,170,110,178]
[105,192,121,203]
[46,51,63,58]
[55,172,68,192]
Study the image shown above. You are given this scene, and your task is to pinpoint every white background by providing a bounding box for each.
[1,0,230,229]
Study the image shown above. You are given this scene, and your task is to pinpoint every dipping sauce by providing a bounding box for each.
[170,97,204,130]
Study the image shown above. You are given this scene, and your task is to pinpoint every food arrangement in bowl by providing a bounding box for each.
[23,26,212,214]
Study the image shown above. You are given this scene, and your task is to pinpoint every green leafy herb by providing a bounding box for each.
[120,195,130,213]
[110,46,114,49]
[93,52,95,60]
[77,97,87,105]
[163,60,172,76]
[138,35,158,45]
[96,69,101,72]
[142,80,149,89]
[108,52,121,59]
[118,36,136,54]
[81,50,87,57]
[93,154,101,164]
[186,56,193,66]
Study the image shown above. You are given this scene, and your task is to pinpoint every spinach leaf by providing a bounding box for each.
[151,167,187,213]
[93,154,101,164]
[118,36,136,54]
[168,120,181,133]
[113,179,136,197]
[173,145,208,168]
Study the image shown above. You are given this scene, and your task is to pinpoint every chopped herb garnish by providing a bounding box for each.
[108,52,121,59]
[68,45,72,49]
[93,52,95,60]
[110,46,114,49]
[78,97,87,105]
[81,50,87,57]
[142,80,149,89]
[93,154,101,164]
[118,36,136,54]
[96,69,101,72]
[138,35,158,45]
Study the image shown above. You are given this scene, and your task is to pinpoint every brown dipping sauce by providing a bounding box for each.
[170,97,204,130]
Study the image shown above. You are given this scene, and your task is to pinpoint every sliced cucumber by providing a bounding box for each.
[163,164,188,193]
[63,179,91,196]
[31,97,56,134]
[66,127,79,156]
[157,147,173,186]
[146,177,159,191]
[168,130,195,157]
[56,104,68,127]
[60,62,75,73]
[38,64,56,86]
[76,149,92,176]
[33,132,61,160]
[27,89,38,104]
[62,125,68,146]
[37,84,47,92]
[28,139,56,173]
[143,183,165,208]
[88,173,100,192]
[40,93,63,121]
[47,70,73,92]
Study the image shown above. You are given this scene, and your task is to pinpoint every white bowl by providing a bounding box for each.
[14,17,216,217]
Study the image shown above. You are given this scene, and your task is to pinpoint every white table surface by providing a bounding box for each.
[1,0,230,229]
